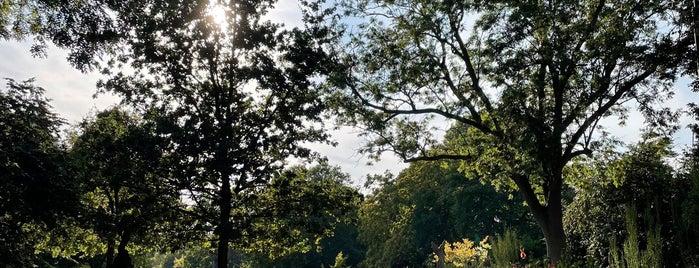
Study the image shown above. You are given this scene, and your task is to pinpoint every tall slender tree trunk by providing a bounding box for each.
[105,239,115,268]
[217,174,232,268]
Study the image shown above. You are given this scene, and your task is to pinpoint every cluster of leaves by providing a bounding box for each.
[490,229,523,268]
[608,204,662,268]
[434,237,490,268]
[244,163,363,264]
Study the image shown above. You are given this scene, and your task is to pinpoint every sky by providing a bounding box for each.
[0,39,405,188]
[1,1,698,188]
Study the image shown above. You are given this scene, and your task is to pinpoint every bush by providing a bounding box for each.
[491,229,521,268]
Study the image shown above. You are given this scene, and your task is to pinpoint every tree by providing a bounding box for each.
[67,107,193,268]
[245,163,365,267]
[91,1,335,267]
[564,138,689,267]
[0,78,77,266]
[358,159,540,267]
[327,0,694,262]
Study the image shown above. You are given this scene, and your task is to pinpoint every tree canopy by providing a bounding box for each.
[359,159,541,267]
[67,107,193,267]
[87,1,335,266]
[0,78,77,266]
[327,0,695,262]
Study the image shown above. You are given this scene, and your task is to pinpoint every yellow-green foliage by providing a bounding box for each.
[330,251,349,268]
[434,237,490,268]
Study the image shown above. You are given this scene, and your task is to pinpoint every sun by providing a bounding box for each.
[206,1,229,31]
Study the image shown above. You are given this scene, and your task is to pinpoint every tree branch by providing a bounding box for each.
[405,154,472,162]
[565,67,656,158]
[347,79,499,137]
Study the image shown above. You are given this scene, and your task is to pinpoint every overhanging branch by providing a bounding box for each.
[346,79,500,137]
[405,154,472,162]
[565,67,656,158]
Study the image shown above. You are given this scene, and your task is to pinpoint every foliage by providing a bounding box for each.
[564,138,689,267]
[0,78,77,266]
[64,107,194,267]
[358,160,540,267]
[608,205,662,268]
[330,251,348,268]
[435,237,490,268]
[0,0,121,71]
[675,103,699,266]
[326,0,693,262]
[490,229,522,268]
[678,163,699,265]
[244,163,362,262]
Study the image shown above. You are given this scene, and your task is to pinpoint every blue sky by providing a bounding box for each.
[1,1,697,188]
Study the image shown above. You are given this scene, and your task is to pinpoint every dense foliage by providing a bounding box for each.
[564,138,692,267]
[68,108,194,267]
[0,78,76,266]
[1,0,698,267]
[359,160,542,267]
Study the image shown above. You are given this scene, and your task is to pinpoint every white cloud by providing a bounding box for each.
[265,0,304,28]
[303,126,408,187]
[0,40,120,124]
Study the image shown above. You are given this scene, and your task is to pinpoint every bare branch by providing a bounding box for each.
[565,67,656,158]
[447,13,497,123]
[346,78,499,136]
[562,148,593,163]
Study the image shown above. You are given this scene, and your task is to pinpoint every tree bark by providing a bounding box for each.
[536,198,566,265]
[113,230,134,268]
[217,174,232,268]
[432,241,446,268]
[513,172,566,264]
[105,239,115,268]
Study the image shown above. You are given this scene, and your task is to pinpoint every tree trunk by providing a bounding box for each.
[535,201,566,265]
[105,239,115,268]
[513,172,566,264]
[217,174,232,268]
[431,241,446,268]
[113,230,133,268]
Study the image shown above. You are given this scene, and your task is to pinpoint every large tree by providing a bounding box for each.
[0,78,77,266]
[328,0,694,262]
[90,1,334,267]
[69,107,192,268]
